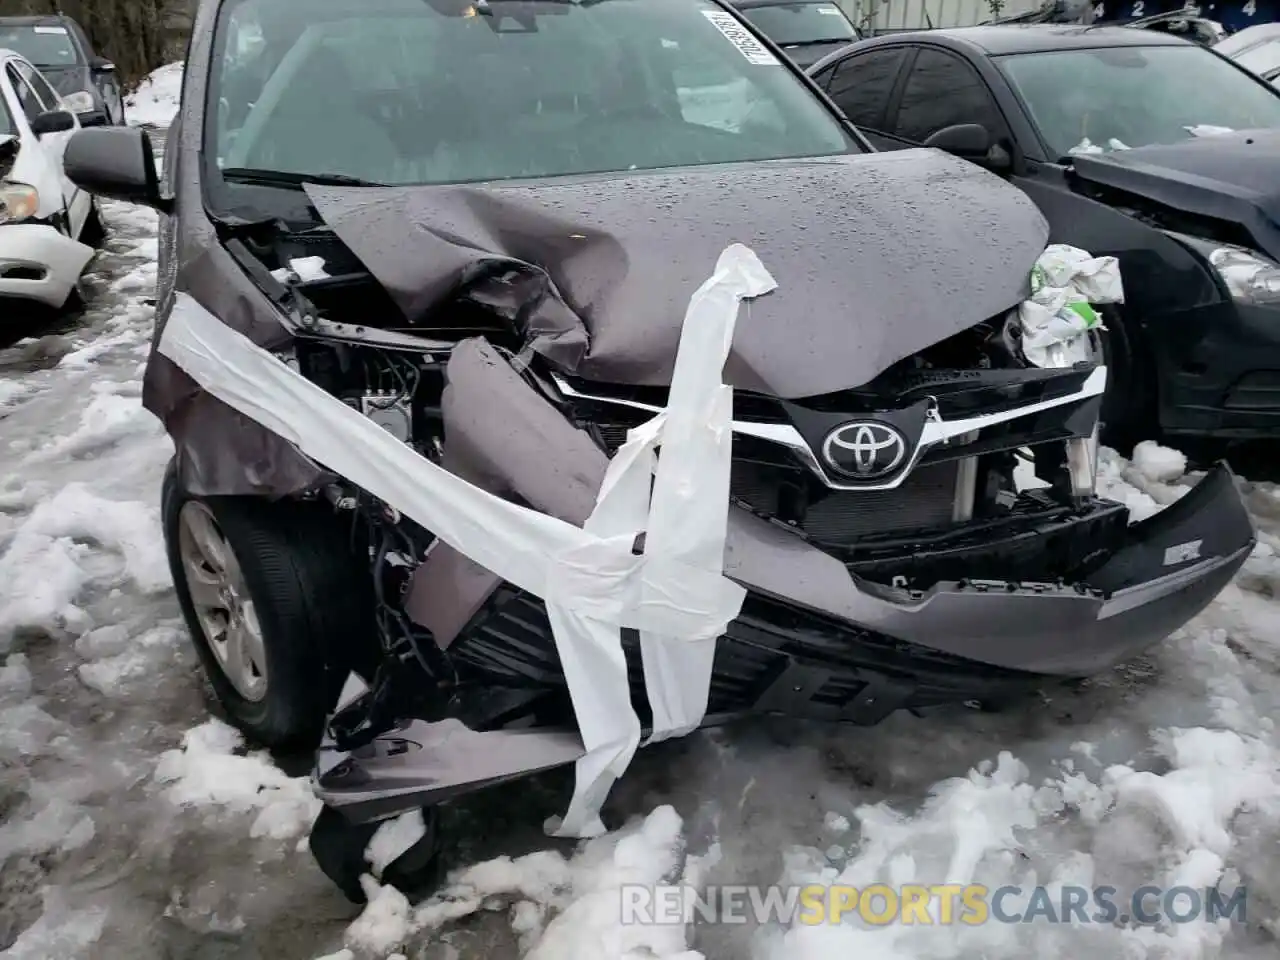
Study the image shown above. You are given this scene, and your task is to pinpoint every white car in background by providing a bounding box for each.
[1216,23,1280,87]
[0,46,102,311]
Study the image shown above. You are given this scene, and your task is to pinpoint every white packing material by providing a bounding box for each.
[1018,243,1125,368]
[1069,137,1133,154]
[1186,124,1235,138]
[157,244,774,838]
[269,256,331,284]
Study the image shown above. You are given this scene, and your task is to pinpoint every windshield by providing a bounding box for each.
[737,2,856,45]
[998,44,1280,158]
[0,23,80,66]
[206,0,855,198]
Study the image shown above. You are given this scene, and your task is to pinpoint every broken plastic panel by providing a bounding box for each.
[157,245,773,839]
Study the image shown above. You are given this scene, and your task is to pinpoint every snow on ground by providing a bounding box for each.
[2,62,1280,960]
[124,61,184,129]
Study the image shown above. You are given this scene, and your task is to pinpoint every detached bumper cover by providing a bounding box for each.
[0,223,93,308]
[317,465,1253,823]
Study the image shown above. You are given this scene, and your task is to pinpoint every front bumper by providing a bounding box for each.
[1154,300,1280,439]
[0,223,94,308]
[315,464,1253,823]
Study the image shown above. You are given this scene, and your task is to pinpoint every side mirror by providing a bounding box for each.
[30,109,76,137]
[923,122,992,159]
[923,122,1014,173]
[65,126,172,212]
[90,56,116,73]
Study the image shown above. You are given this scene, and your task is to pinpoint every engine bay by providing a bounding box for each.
[221,223,1120,606]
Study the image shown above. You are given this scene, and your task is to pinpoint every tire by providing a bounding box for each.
[1099,309,1157,455]
[162,459,379,750]
[79,200,107,249]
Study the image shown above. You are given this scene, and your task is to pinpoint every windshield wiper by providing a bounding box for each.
[220,167,387,190]
[781,38,856,46]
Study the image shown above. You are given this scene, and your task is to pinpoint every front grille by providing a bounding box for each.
[595,419,963,544]
[731,459,960,541]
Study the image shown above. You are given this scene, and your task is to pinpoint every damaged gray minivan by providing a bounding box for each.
[64,0,1254,901]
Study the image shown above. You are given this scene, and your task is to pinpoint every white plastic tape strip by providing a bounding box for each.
[157,244,774,837]
[637,249,775,744]
[548,246,777,836]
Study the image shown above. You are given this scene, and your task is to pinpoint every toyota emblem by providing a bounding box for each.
[822,421,909,480]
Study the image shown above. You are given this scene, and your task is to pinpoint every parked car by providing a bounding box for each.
[0,15,125,127]
[810,26,1280,446]
[0,48,102,311]
[990,0,1227,43]
[729,0,861,68]
[65,0,1252,901]
[1092,0,1267,36]
[1216,22,1280,84]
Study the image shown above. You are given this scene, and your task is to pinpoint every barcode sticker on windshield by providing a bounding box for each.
[701,11,780,65]
[818,5,844,12]
[33,25,69,34]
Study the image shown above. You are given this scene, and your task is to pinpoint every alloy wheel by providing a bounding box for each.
[176,501,269,701]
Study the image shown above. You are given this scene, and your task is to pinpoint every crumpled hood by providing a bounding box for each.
[306,150,1048,399]
[1071,129,1280,261]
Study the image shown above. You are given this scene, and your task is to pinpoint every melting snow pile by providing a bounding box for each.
[341,805,704,959]
[0,482,169,654]
[125,61,184,129]
[153,719,323,841]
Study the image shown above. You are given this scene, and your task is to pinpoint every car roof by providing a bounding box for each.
[0,15,70,27]
[731,0,843,9]
[1216,22,1280,56]
[871,23,1192,56]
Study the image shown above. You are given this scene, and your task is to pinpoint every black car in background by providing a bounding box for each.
[730,0,861,68]
[810,26,1280,448]
[0,15,125,127]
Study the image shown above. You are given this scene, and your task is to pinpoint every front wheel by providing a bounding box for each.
[162,461,378,750]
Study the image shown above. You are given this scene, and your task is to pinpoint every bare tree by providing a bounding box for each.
[0,0,192,89]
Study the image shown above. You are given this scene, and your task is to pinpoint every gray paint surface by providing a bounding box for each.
[153,0,1050,497]
[148,0,1251,710]
[305,152,1047,398]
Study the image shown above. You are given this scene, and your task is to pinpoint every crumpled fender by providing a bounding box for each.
[156,244,773,839]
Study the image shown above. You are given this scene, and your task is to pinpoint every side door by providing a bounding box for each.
[881,45,1016,160]
[810,46,910,150]
[10,58,89,236]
